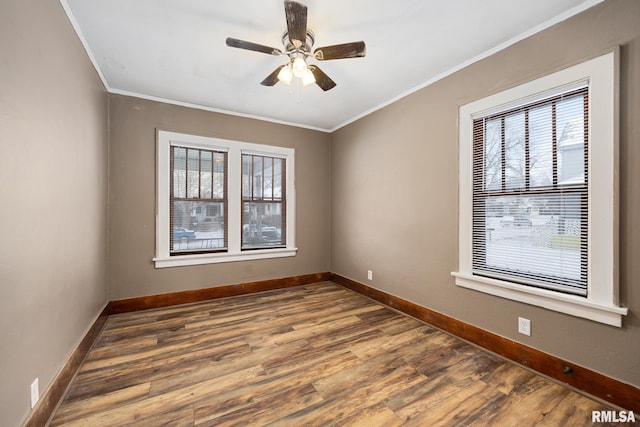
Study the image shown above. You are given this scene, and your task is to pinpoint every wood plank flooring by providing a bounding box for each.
[50,282,613,426]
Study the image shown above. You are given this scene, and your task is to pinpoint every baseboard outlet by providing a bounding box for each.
[329,272,640,413]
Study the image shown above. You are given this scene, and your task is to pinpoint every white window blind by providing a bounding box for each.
[472,86,588,296]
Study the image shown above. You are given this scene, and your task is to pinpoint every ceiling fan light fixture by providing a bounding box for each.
[301,67,316,86]
[226,1,366,92]
[292,56,307,78]
[277,64,293,84]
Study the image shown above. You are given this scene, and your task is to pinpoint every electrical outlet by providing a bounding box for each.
[30,378,39,408]
[518,317,531,336]
[367,270,373,281]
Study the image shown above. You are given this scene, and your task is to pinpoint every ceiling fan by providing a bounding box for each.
[225,0,366,91]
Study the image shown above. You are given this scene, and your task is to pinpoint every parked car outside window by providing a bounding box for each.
[173,227,196,242]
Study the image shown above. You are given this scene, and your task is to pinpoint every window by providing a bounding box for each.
[242,154,286,250]
[453,51,627,326]
[472,87,588,296]
[170,146,227,255]
[155,131,296,268]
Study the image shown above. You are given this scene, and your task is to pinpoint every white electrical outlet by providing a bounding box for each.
[518,317,531,336]
[30,378,39,408]
[367,270,373,281]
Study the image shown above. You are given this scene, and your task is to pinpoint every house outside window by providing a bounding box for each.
[453,51,627,327]
[155,131,296,268]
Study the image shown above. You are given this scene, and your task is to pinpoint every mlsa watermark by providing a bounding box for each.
[592,410,635,423]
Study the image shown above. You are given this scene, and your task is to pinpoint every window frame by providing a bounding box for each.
[452,50,628,327]
[155,130,297,268]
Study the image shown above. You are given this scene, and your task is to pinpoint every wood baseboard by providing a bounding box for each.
[24,304,110,427]
[109,272,331,314]
[330,272,640,413]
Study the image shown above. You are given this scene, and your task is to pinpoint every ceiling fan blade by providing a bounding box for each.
[311,66,336,91]
[284,0,307,47]
[261,65,286,86]
[314,41,366,60]
[226,37,282,55]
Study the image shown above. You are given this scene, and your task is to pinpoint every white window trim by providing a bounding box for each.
[452,50,628,327]
[154,130,297,268]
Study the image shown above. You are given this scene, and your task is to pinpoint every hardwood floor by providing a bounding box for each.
[50,282,612,426]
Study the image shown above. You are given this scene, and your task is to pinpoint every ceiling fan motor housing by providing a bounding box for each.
[282,29,315,54]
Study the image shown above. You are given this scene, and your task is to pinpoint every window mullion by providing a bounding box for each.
[500,117,506,191]
[169,147,175,249]
[524,109,530,190]
[262,156,266,198]
[197,150,202,199]
[552,101,558,187]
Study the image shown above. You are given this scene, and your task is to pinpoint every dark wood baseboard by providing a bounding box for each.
[24,304,110,427]
[330,272,640,413]
[108,272,331,314]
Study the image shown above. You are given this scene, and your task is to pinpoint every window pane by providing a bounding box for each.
[213,153,225,199]
[484,118,502,191]
[253,156,263,198]
[171,201,226,253]
[557,94,585,185]
[172,147,186,198]
[187,149,200,198]
[264,157,273,199]
[242,202,285,248]
[242,154,252,198]
[477,193,585,293]
[201,151,212,199]
[504,112,525,190]
[529,104,553,187]
[273,158,282,199]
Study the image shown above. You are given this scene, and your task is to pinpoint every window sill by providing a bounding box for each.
[451,272,628,327]
[154,248,298,268]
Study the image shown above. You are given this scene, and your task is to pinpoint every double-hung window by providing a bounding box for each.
[242,154,287,250]
[453,51,627,326]
[472,86,589,295]
[155,131,296,268]
[170,146,227,255]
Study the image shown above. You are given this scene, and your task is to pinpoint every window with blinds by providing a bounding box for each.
[170,146,227,255]
[241,154,286,249]
[472,86,588,296]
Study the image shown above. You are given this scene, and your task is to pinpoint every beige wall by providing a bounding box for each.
[108,94,332,299]
[0,2,109,426]
[331,0,640,388]
[2,1,638,425]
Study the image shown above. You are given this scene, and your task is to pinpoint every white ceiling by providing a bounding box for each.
[62,0,601,132]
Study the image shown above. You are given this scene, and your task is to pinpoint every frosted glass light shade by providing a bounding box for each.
[277,64,293,85]
[301,68,316,86]
[292,57,307,78]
